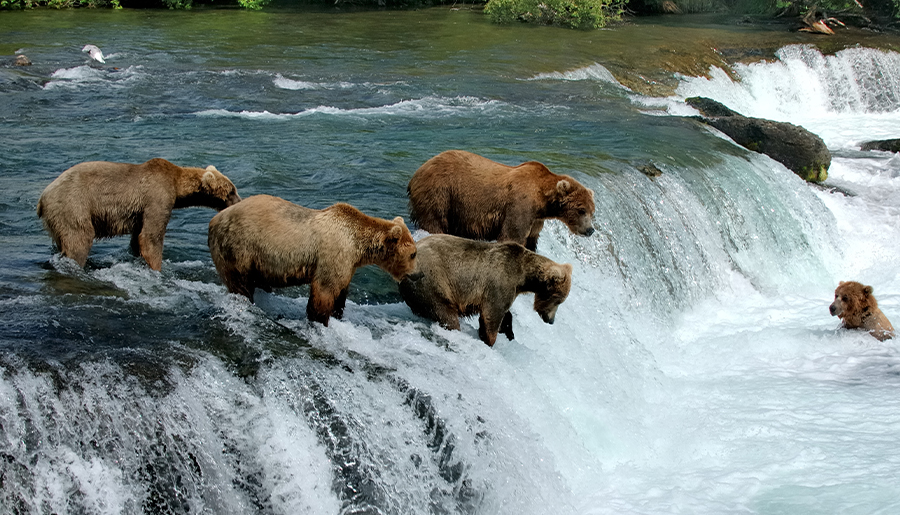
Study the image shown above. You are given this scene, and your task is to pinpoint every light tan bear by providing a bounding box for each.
[37,158,241,271]
[208,194,421,326]
[407,150,596,252]
[398,234,572,347]
[830,281,895,341]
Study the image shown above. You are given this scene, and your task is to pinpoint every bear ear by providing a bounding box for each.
[392,216,406,227]
[548,263,572,283]
[201,170,217,188]
[864,285,874,296]
[205,165,219,172]
[838,281,845,285]
[556,179,572,195]
[388,224,403,241]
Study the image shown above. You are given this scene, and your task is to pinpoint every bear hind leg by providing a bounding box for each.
[137,230,165,271]
[57,228,95,268]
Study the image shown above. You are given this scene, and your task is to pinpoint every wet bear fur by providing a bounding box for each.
[829,281,894,341]
[407,150,596,252]
[208,194,420,326]
[37,158,241,271]
[399,234,573,347]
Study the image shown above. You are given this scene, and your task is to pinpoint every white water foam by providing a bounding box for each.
[273,74,356,90]
[194,96,509,120]
[528,62,629,89]
[44,65,145,90]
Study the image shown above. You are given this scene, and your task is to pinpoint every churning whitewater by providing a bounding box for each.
[1,11,899,514]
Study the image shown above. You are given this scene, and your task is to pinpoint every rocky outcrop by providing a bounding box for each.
[860,138,900,153]
[686,96,831,183]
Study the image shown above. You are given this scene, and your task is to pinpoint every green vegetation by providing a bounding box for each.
[1,0,120,8]
[484,0,626,28]
[1,0,898,25]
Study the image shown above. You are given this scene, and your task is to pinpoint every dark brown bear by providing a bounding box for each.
[830,281,894,341]
[398,234,572,347]
[208,194,420,326]
[37,158,241,271]
[407,150,596,251]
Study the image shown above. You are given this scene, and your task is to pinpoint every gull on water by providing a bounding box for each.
[82,44,106,63]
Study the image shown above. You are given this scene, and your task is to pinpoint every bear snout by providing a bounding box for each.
[406,270,425,282]
[829,302,841,317]
[541,312,556,324]
[582,226,595,237]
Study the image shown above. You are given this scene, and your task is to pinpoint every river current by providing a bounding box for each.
[1,8,899,514]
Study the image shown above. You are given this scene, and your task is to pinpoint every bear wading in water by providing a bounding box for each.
[830,281,895,341]
[399,234,572,347]
[407,150,596,252]
[208,194,421,326]
[37,158,241,271]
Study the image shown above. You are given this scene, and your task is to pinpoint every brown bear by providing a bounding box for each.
[407,150,596,252]
[37,158,241,271]
[829,281,895,341]
[398,234,573,347]
[208,194,421,326]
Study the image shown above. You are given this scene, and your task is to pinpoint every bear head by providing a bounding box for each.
[553,178,596,238]
[378,217,422,282]
[830,281,877,320]
[199,165,242,210]
[533,262,573,324]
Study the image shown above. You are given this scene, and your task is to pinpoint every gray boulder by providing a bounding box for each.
[860,139,900,153]
[686,97,831,183]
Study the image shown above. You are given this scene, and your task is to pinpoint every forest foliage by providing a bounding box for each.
[1,0,897,30]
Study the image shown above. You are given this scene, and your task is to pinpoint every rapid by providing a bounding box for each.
[1,9,899,514]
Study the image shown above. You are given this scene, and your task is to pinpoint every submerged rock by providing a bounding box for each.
[686,96,831,183]
[860,138,900,153]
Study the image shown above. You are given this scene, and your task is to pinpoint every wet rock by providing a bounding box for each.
[686,96,831,183]
[860,138,900,153]
[15,55,31,66]
[637,162,663,178]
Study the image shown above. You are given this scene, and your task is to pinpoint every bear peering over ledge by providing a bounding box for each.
[208,194,421,327]
[399,234,573,347]
[37,158,241,271]
[829,281,895,341]
[407,150,596,252]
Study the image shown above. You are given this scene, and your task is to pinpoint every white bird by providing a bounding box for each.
[82,44,106,64]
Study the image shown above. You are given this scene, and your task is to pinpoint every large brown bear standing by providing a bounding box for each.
[407,150,596,252]
[208,194,421,326]
[37,158,241,271]
[398,234,573,347]
[830,281,895,341]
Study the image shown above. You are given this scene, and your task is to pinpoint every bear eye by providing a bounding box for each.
[410,252,417,260]
[842,296,848,302]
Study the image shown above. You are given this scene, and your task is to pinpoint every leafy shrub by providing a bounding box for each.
[1,0,120,7]
[485,0,625,28]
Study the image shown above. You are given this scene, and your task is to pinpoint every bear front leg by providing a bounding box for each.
[499,311,515,341]
[308,281,338,327]
[478,313,501,347]
[525,220,545,252]
[331,286,350,320]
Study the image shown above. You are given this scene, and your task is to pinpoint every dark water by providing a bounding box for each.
[2,8,900,514]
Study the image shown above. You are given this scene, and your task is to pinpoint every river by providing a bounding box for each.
[1,7,899,514]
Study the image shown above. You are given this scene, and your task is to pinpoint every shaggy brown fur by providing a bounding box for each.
[37,158,241,271]
[208,194,420,326]
[830,281,895,341]
[398,234,572,347]
[407,150,596,252]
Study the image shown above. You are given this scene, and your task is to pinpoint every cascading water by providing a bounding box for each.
[1,12,899,515]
